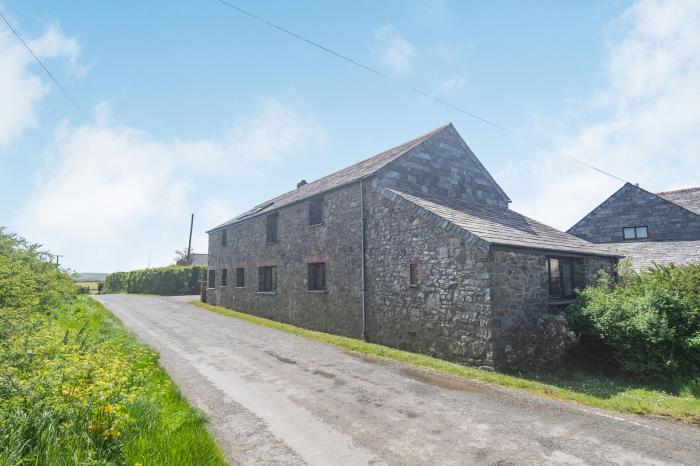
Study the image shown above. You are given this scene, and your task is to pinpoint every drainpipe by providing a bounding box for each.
[359,178,368,341]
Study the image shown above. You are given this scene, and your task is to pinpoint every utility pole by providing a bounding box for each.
[54,255,63,267]
[187,213,194,265]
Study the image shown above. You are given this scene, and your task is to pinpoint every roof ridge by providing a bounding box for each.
[385,188,618,257]
[656,186,700,195]
[206,123,451,232]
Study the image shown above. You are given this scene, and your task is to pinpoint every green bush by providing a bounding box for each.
[572,263,700,380]
[103,266,207,295]
[0,228,225,464]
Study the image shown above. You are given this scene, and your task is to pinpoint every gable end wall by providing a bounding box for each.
[364,187,496,366]
[376,126,509,209]
[568,184,700,243]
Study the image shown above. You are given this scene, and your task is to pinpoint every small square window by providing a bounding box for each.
[221,229,227,246]
[309,197,324,225]
[635,226,648,239]
[623,227,635,239]
[409,263,418,286]
[208,269,216,289]
[221,268,228,287]
[235,268,245,287]
[266,213,279,243]
[307,262,326,291]
[258,266,277,292]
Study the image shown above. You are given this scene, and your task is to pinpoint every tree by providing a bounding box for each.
[173,246,194,266]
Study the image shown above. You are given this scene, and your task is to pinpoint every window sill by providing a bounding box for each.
[265,241,279,245]
[549,298,575,305]
[306,289,328,294]
[234,286,245,289]
[207,287,215,290]
[308,222,325,228]
[409,284,419,288]
[257,291,278,295]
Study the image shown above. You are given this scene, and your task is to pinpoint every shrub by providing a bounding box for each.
[572,263,700,380]
[103,266,207,295]
[504,313,578,373]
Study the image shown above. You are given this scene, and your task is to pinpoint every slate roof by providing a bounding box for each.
[382,188,618,257]
[656,187,700,215]
[190,253,208,266]
[599,240,700,271]
[207,124,452,233]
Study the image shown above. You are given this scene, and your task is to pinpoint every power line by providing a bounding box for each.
[0,10,87,117]
[215,0,628,184]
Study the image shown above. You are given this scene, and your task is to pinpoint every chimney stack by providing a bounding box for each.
[297,180,307,188]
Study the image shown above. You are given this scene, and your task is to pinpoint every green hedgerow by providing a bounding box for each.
[103,266,206,295]
[572,263,700,380]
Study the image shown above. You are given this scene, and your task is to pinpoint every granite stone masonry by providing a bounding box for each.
[568,183,700,270]
[206,124,617,368]
[569,183,700,243]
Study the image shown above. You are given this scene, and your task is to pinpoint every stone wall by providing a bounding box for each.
[206,182,364,338]
[568,183,700,243]
[364,187,495,366]
[376,125,510,209]
[489,248,616,366]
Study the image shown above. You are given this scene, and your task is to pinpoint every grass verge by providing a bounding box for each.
[1,296,227,465]
[191,301,700,426]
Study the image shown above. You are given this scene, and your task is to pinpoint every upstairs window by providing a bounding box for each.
[547,257,575,299]
[266,212,279,243]
[309,197,324,225]
[221,268,228,287]
[409,263,418,286]
[307,262,326,291]
[235,268,245,288]
[221,229,227,246]
[258,266,277,292]
[208,269,216,289]
[623,226,648,240]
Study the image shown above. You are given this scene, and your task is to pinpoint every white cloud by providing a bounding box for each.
[16,99,327,271]
[0,21,81,147]
[373,24,416,75]
[504,0,700,231]
[435,74,467,93]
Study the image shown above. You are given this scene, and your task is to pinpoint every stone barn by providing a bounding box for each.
[206,124,617,368]
[568,183,700,270]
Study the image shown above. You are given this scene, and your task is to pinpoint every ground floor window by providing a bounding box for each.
[258,266,277,292]
[307,262,326,291]
[547,257,575,299]
[208,269,216,289]
[235,267,245,287]
[221,268,227,287]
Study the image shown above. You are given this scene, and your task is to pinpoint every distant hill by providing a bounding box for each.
[76,273,108,282]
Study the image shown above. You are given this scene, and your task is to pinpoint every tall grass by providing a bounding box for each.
[1,297,227,465]
[0,228,226,465]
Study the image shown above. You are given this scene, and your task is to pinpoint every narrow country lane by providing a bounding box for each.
[95,295,700,466]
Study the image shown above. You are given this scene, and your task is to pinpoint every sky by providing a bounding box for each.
[1,0,699,273]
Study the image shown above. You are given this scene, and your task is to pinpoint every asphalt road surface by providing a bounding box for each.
[95,294,700,466]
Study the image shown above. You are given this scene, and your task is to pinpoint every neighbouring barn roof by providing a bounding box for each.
[599,240,700,271]
[380,187,619,257]
[207,124,457,233]
[656,186,700,215]
[190,253,208,266]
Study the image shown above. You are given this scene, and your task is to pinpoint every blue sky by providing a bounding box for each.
[1,0,699,272]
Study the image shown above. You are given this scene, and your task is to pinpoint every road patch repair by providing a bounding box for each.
[96,294,700,465]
